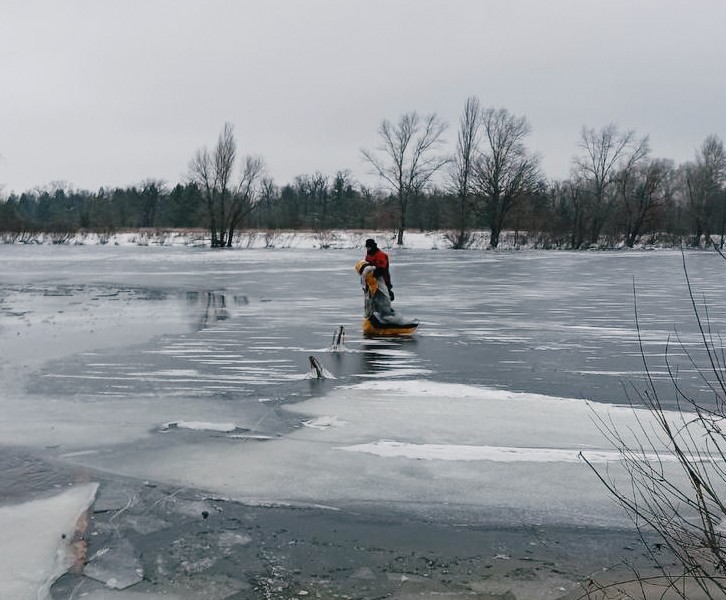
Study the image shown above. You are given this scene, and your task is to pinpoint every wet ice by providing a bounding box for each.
[3,243,726,597]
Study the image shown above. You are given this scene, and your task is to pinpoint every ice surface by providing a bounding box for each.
[336,440,674,463]
[0,483,98,600]
[72,378,705,528]
[3,245,726,588]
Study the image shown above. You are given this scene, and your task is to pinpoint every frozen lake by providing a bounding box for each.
[2,244,726,598]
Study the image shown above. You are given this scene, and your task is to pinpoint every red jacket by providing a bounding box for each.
[366,248,392,289]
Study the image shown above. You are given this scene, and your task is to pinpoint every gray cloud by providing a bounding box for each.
[1,0,724,193]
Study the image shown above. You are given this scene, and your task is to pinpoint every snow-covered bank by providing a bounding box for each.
[0,228,468,249]
[0,228,680,250]
[0,483,98,600]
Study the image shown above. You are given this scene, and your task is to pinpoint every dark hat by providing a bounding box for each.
[365,238,376,248]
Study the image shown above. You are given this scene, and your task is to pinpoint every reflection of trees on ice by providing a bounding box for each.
[186,291,248,330]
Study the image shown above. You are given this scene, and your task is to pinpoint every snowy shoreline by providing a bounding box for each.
[0,228,687,251]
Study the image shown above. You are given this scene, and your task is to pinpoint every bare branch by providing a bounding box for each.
[361,111,448,244]
[188,123,267,247]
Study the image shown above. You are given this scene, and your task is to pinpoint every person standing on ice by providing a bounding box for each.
[364,238,394,300]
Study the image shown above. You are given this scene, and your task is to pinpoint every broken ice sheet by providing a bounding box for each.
[84,539,143,590]
[0,483,98,600]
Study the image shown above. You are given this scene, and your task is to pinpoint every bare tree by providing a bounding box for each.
[361,111,448,245]
[546,178,591,249]
[295,172,330,229]
[473,107,541,248]
[573,124,649,246]
[225,155,265,246]
[448,96,482,249]
[618,159,673,248]
[189,123,233,247]
[564,178,588,249]
[683,135,726,247]
[259,176,277,210]
[189,123,265,247]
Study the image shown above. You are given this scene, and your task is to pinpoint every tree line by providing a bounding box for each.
[1,96,724,248]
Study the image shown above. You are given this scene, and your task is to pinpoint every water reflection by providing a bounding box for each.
[186,291,249,330]
[0,451,78,503]
[359,338,420,378]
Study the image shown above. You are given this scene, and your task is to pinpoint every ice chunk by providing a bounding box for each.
[84,538,143,590]
[160,421,240,433]
[0,482,98,600]
[303,416,347,429]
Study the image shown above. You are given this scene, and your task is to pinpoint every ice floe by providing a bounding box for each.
[160,421,241,433]
[0,483,98,600]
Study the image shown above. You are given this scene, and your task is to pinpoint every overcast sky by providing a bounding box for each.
[1,0,725,195]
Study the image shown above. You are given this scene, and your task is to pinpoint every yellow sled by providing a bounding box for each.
[363,315,419,337]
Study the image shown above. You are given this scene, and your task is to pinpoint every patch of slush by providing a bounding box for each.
[355,368,432,378]
[337,440,680,463]
[160,421,240,433]
[60,450,100,458]
[567,369,670,378]
[0,483,98,600]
